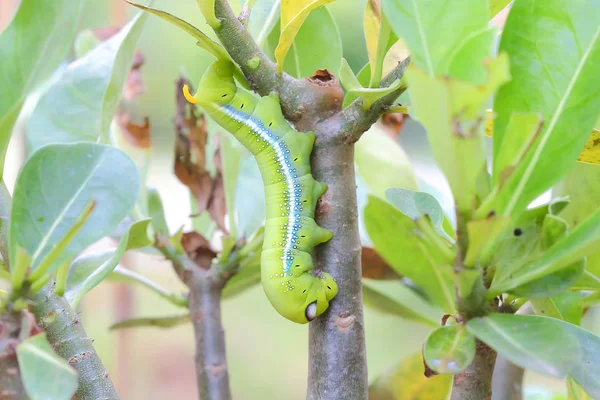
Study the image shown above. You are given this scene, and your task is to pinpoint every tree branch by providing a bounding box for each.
[450,341,497,400]
[29,283,119,400]
[0,311,28,400]
[323,57,411,144]
[154,237,233,400]
[212,0,343,127]
[307,132,367,400]
[491,356,524,400]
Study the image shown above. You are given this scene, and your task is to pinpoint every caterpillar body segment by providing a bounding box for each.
[186,60,337,324]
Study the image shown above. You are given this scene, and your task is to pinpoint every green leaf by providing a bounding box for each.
[274,0,336,73]
[493,112,543,186]
[222,262,261,299]
[267,6,342,78]
[467,314,600,398]
[110,314,190,330]
[490,0,511,17]
[364,1,397,87]
[489,0,600,218]
[247,0,280,47]
[489,208,600,297]
[355,124,418,200]
[530,292,583,326]
[26,11,149,150]
[423,325,476,375]
[553,162,600,290]
[338,57,362,91]
[362,282,437,327]
[368,352,452,399]
[17,333,78,400]
[405,55,510,212]
[386,188,454,243]
[10,143,139,277]
[0,0,86,177]
[147,188,169,236]
[108,266,188,307]
[232,150,263,238]
[64,219,151,308]
[364,196,455,312]
[448,27,498,84]
[196,0,220,29]
[348,79,402,110]
[381,0,489,77]
[568,377,595,400]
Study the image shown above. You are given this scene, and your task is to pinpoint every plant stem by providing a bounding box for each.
[155,238,233,400]
[29,283,119,400]
[491,355,524,400]
[307,130,367,400]
[186,269,231,400]
[0,311,28,400]
[450,340,497,400]
[0,181,11,264]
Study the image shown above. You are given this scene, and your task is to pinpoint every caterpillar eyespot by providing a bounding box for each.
[186,60,338,324]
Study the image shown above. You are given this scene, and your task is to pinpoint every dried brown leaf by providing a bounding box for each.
[181,232,217,269]
[362,247,401,280]
[116,114,151,149]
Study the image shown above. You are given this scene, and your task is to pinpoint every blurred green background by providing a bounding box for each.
[1,0,593,398]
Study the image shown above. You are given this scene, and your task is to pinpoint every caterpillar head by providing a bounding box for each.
[183,59,237,111]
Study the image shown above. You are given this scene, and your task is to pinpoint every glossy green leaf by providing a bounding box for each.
[465,215,510,267]
[423,325,476,374]
[108,266,188,307]
[364,1,397,87]
[381,0,489,77]
[406,55,510,213]
[147,188,169,236]
[17,333,78,400]
[349,79,402,110]
[266,6,342,78]
[10,143,139,276]
[364,196,455,312]
[64,219,151,308]
[274,0,336,73]
[386,188,454,243]
[0,0,85,177]
[368,352,452,399]
[355,124,418,200]
[467,314,600,398]
[110,314,190,330]
[26,11,149,150]
[489,0,600,218]
[530,292,583,326]
[489,208,600,297]
[362,283,437,327]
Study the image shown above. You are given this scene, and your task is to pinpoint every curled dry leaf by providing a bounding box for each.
[116,114,152,149]
[381,114,407,138]
[174,77,228,234]
[362,246,401,280]
[123,51,146,101]
[181,231,217,269]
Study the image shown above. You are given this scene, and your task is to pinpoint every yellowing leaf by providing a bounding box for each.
[275,0,336,73]
[363,0,398,87]
[197,0,221,29]
[369,352,452,399]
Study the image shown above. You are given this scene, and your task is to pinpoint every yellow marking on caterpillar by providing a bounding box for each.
[182,84,197,104]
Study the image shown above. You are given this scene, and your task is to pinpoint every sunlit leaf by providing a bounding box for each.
[10,143,139,276]
[369,352,452,399]
[27,11,149,150]
[364,196,455,312]
[197,0,220,29]
[274,0,336,73]
[489,0,600,218]
[17,333,78,400]
[0,0,86,177]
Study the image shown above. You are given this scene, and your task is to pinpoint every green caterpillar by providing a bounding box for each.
[184,60,337,324]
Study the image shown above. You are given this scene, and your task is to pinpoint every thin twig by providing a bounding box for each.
[0,311,28,400]
[29,282,120,400]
